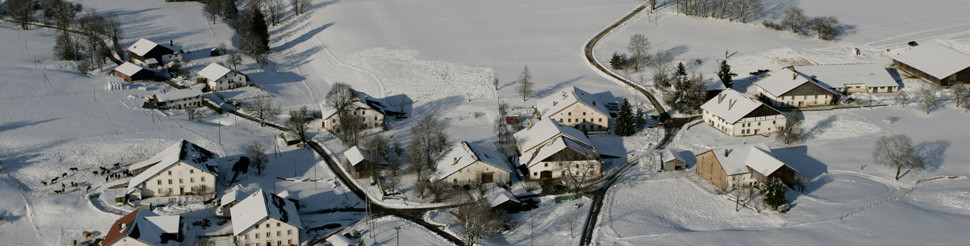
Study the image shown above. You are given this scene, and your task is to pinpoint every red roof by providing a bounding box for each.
[103,209,141,246]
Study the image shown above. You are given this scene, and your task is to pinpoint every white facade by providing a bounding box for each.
[547,103,610,131]
[199,63,248,91]
[154,87,204,110]
[437,161,510,186]
[526,159,601,179]
[322,107,385,131]
[234,217,300,246]
[140,161,216,198]
[702,108,787,137]
[756,86,836,108]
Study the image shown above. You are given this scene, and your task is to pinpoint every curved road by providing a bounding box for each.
[579,4,680,246]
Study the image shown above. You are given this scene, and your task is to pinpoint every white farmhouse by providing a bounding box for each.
[102,208,182,246]
[127,38,182,68]
[322,90,387,131]
[152,86,204,109]
[231,189,302,246]
[514,119,601,179]
[127,140,218,199]
[198,63,249,91]
[793,64,899,94]
[431,141,512,187]
[535,86,612,132]
[756,69,840,108]
[701,89,787,137]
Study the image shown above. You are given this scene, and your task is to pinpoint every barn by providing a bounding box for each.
[112,62,158,82]
[756,69,840,108]
[892,42,970,87]
[127,38,182,67]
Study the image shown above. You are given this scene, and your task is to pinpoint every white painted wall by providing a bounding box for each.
[235,218,300,246]
[142,162,216,198]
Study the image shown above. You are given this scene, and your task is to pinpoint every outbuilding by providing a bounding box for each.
[112,62,158,82]
[892,42,970,87]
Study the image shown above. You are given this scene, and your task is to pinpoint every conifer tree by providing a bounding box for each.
[615,98,635,136]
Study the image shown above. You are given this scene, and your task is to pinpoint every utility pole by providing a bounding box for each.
[394,226,401,246]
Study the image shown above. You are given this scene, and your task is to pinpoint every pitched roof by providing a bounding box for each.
[103,209,180,246]
[344,146,367,166]
[198,63,233,82]
[513,118,592,154]
[661,149,687,163]
[704,77,727,91]
[536,86,611,119]
[700,144,788,176]
[893,42,970,80]
[521,136,598,167]
[701,89,779,124]
[113,62,154,76]
[127,140,217,190]
[127,38,177,57]
[483,184,519,208]
[431,141,511,183]
[154,86,204,102]
[756,69,818,96]
[322,90,389,119]
[793,64,899,89]
[230,189,302,236]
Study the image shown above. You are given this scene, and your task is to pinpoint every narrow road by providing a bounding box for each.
[578,4,681,246]
[306,141,468,246]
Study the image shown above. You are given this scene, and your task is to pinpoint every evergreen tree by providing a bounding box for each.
[716,60,736,89]
[615,98,635,136]
[239,6,269,56]
[609,52,627,70]
[760,178,787,210]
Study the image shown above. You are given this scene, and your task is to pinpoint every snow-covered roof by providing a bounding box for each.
[701,144,788,176]
[154,87,204,102]
[327,234,354,246]
[344,146,367,166]
[322,90,389,119]
[127,38,177,57]
[521,136,597,167]
[793,64,899,89]
[113,62,153,76]
[102,209,180,246]
[230,189,302,236]
[431,141,511,183]
[513,118,592,154]
[127,140,217,190]
[536,86,611,119]
[701,89,779,124]
[484,184,519,208]
[661,149,687,163]
[756,69,818,96]
[704,78,727,91]
[220,184,258,207]
[744,146,791,176]
[893,42,970,80]
[198,63,233,82]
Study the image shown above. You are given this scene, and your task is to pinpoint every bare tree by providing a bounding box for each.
[917,87,937,114]
[225,50,243,70]
[248,141,270,175]
[325,83,356,115]
[649,49,675,76]
[949,83,966,106]
[244,95,280,126]
[556,150,599,195]
[776,111,803,145]
[408,115,448,182]
[265,0,284,26]
[894,91,909,107]
[518,65,533,101]
[362,134,390,183]
[291,0,311,15]
[285,106,311,143]
[43,0,80,29]
[453,196,509,245]
[873,135,923,180]
[384,141,403,191]
[627,34,651,72]
[781,7,808,35]
[53,31,77,60]
[807,16,842,40]
[6,0,36,30]
[336,114,365,146]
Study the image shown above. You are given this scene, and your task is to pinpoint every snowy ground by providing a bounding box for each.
[338,215,455,246]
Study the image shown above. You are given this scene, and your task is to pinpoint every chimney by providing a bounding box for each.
[718,94,725,103]
[724,149,729,157]
[453,157,458,165]
[728,99,735,110]
[552,101,558,106]
[170,40,173,46]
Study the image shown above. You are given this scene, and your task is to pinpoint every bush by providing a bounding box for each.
[760,178,787,210]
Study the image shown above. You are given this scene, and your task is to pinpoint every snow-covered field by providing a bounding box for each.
[2,0,970,244]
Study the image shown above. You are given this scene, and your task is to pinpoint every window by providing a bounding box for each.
[168,188,173,193]
[277,231,281,236]
[288,240,293,244]
[245,235,249,239]
[168,179,172,184]
[568,112,572,116]
[201,177,206,182]
[583,112,586,116]
[179,178,183,184]
[266,232,270,237]
[158,188,163,193]
[544,163,548,167]
[168,171,172,175]
[157,180,162,185]
[277,222,281,227]
[287,230,292,235]
[255,233,259,239]
[256,225,259,229]
[190,169,194,174]
[190,178,195,183]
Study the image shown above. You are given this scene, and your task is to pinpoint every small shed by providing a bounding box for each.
[484,184,520,213]
[660,149,687,171]
[344,146,385,179]
[112,62,158,82]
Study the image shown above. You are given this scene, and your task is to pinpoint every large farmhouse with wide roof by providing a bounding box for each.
[701,89,787,137]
